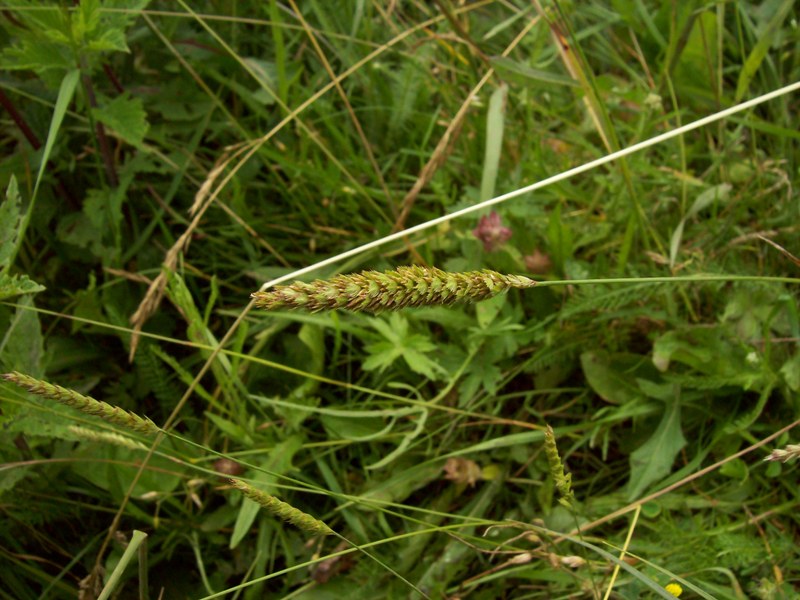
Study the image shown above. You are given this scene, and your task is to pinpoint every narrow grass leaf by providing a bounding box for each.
[489,56,579,87]
[13,69,79,269]
[480,83,507,201]
[734,0,795,102]
[97,530,148,600]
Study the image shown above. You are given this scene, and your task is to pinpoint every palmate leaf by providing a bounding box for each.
[0,273,45,301]
[362,313,444,380]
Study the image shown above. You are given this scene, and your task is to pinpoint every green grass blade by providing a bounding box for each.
[480,83,507,202]
[10,68,79,270]
[97,530,148,600]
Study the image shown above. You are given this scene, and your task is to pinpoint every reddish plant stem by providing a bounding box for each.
[0,88,39,148]
[102,63,125,94]
[0,88,76,206]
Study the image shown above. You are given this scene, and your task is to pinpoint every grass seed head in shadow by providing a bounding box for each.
[544,425,575,508]
[229,479,334,536]
[68,425,149,450]
[251,265,536,313]
[2,371,159,435]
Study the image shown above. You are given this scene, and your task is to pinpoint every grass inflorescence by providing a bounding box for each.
[229,479,334,536]
[2,372,159,435]
[251,266,536,313]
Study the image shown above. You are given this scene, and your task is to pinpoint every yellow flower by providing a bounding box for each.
[665,583,683,597]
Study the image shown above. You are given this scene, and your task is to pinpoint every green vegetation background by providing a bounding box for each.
[0,1,798,598]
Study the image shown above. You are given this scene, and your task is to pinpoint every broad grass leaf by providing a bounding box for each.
[626,399,686,500]
[547,203,573,273]
[669,183,731,267]
[321,415,387,440]
[356,461,441,510]
[480,83,507,202]
[652,330,714,372]
[489,56,579,88]
[206,413,254,447]
[92,93,149,148]
[580,351,644,404]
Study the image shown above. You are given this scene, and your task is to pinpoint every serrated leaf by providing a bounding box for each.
[75,0,101,40]
[0,176,23,272]
[86,28,129,53]
[0,40,75,72]
[0,273,46,301]
[0,295,45,376]
[627,399,686,500]
[56,186,126,261]
[93,93,149,147]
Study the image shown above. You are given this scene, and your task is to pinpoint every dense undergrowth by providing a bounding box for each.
[1,1,799,598]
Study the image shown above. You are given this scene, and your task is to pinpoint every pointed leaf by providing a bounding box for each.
[627,400,686,500]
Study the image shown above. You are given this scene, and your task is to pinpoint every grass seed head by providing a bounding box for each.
[252,266,535,313]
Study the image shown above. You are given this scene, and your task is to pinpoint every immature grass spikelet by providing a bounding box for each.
[763,443,800,463]
[229,479,334,536]
[543,425,575,508]
[68,425,149,450]
[251,265,536,313]
[2,371,159,435]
